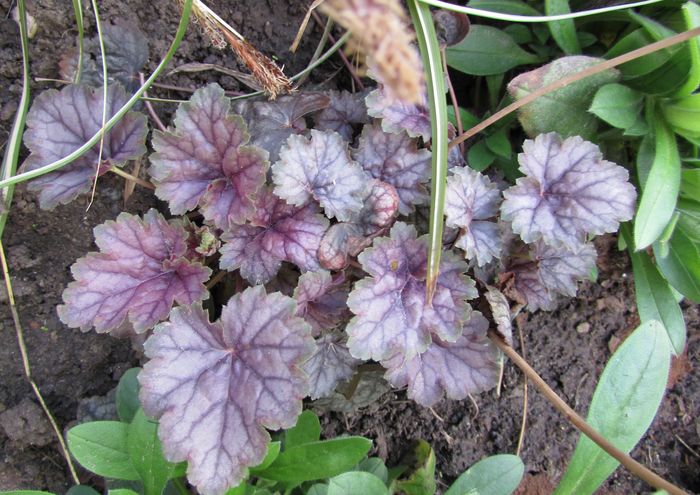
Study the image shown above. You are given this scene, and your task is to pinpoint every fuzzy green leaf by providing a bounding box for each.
[445,454,524,495]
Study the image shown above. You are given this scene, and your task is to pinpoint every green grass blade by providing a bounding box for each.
[71,0,85,82]
[545,0,581,54]
[0,0,31,239]
[0,0,194,192]
[409,0,448,301]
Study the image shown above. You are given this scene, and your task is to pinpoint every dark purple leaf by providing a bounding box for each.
[57,209,211,333]
[501,133,636,248]
[365,87,431,140]
[21,84,147,209]
[354,124,431,215]
[315,90,369,141]
[272,130,369,221]
[294,270,350,336]
[303,332,360,400]
[219,189,329,284]
[312,370,390,413]
[383,312,498,406]
[139,287,313,495]
[318,180,399,270]
[346,222,477,361]
[234,93,330,162]
[149,84,268,229]
[445,167,502,266]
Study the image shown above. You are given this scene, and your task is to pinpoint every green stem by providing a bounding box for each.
[71,0,85,82]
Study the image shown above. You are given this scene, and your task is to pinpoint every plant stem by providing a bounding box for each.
[0,241,80,484]
[109,167,155,190]
[295,16,333,87]
[311,11,365,90]
[173,477,191,495]
[450,28,700,149]
[140,73,166,132]
[489,331,688,495]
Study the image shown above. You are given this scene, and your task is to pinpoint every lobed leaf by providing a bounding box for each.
[294,270,350,335]
[21,84,147,209]
[58,209,211,333]
[303,332,360,400]
[272,130,369,221]
[315,90,369,140]
[139,287,314,495]
[149,84,268,229]
[354,124,431,215]
[383,312,498,407]
[219,189,329,285]
[346,222,477,361]
[501,133,636,249]
[365,86,431,140]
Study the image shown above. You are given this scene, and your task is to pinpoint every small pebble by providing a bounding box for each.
[576,322,591,334]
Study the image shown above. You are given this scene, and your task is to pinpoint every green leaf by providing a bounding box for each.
[589,84,645,131]
[394,440,436,495]
[307,484,329,495]
[66,487,100,495]
[0,492,56,495]
[116,367,141,423]
[255,437,373,482]
[605,29,671,79]
[628,246,686,355]
[680,168,700,200]
[447,106,480,130]
[467,140,496,171]
[67,421,139,480]
[485,129,511,159]
[507,56,620,139]
[675,1,700,96]
[250,442,282,472]
[445,454,524,495]
[467,0,541,16]
[545,0,580,55]
[653,216,700,302]
[107,490,140,495]
[634,114,681,249]
[447,25,540,76]
[128,409,177,495]
[327,472,389,495]
[553,320,671,495]
[357,458,389,485]
[503,24,533,45]
[661,94,700,138]
[284,410,321,449]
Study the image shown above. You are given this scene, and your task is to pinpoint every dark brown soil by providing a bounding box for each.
[0,1,698,494]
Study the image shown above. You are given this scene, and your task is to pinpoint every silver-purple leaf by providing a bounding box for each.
[365,86,431,140]
[303,332,360,400]
[139,287,313,495]
[315,90,369,140]
[383,312,498,407]
[219,189,329,284]
[294,270,349,336]
[235,93,330,162]
[21,84,147,209]
[501,133,636,248]
[149,84,268,228]
[346,222,477,361]
[318,180,399,270]
[272,130,369,221]
[354,124,431,215]
[57,210,211,333]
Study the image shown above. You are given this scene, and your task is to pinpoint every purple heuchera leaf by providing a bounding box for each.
[294,270,349,336]
[383,312,498,407]
[346,222,477,361]
[235,93,330,162]
[139,287,313,495]
[303,332,360,400]
[315,90,369,140]
[21,84,147,209]
[318,180,399,270]
[501,133,636,248]
[149,84,268,229]
[219,189,329,284]
[366,86,431,140]
[508,240,597,311]
[57,209,211,333]
[354,124,431,215]
[445,167,503,266]
[272,130,369,221]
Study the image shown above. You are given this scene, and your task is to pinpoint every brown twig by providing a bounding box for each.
[205,270,228,290]
[110,167,155,190]
[140,73,166,132]
[450,28,700,149]
[0,241,80,484]
[441,46,464,155]
[515,323,528,457]
[489,331,688,495]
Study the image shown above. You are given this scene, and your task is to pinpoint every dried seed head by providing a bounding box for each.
[321,0,423,103]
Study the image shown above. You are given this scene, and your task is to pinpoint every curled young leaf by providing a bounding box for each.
[139,287,314,495]
[219,189,329,285]
[354,124,431,215]
[346,222,477,362]
[303,332,360,400]
[366,86,431,140]
[57,210,211,333]
[315,90,369,141]
[501,133,636,249]
[318,180,399,270]
[272,130,369,221]
[21,84,147,209]
[445,167,503,266]
[383,312,498,407]
[294,270,350,336]
[149,84,268,229]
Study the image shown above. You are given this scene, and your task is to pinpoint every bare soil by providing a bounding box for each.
[0,0,698,493]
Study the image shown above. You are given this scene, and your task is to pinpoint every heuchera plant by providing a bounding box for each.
[22,69,637,492]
